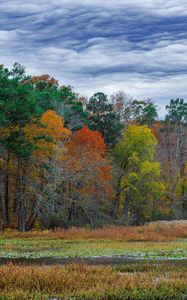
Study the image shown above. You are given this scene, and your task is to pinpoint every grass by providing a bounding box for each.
[0,263,186,299]
[0,239,187,259]
[3,220,187,241]
[0,221,187,259]
[0,222,187,299]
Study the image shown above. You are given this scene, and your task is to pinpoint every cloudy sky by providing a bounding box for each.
[0,0,187,115]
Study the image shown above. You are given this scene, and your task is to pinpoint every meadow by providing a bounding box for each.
[0,263,187,299]
[0,222,187,299]
[1,221,187,259]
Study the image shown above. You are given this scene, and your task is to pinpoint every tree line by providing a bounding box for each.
[0,63,186,231]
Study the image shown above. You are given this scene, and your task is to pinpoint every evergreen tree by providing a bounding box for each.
[0,64,39,231]
[87,92,123,148]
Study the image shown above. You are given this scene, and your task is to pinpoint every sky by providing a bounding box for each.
[0,0,187,115]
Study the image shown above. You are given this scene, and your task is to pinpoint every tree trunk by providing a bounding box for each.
[18,155,25,232]
[67,202,75,222]
[152,198,160,220]
[110,175,122,217]
[4,152,10,224]
[79,205,94,227]
[123,190,131,223]
[0,219,2,236]
[111,192,120,218]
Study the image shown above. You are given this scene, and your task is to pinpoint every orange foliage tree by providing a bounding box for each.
[22,110,71,228]
[0,110,71,229]
[63,126,113,225]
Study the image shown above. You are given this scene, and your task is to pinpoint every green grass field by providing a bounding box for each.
[0,237,187,259]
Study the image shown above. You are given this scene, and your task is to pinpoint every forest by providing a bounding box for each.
[0,63,186,232]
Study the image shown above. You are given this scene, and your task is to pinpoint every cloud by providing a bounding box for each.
[0,0,187,116]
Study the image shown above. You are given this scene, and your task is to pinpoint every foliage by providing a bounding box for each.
[60,85,89,131]
[130,99,158,126]
[63,125,113,225]
[113,125,164,224]
[0,63,186,230]
[165,98,187,124]
[87,92,123,147]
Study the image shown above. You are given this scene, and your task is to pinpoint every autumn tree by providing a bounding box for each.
[162,99,187,217]
[19,110,71,229]
[111,91,132,125]
[112,125,164,224]
[1,62,186,229]
[0,64,72,231]
[63,125,113,226]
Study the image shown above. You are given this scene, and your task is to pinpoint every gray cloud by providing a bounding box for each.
[0,0,187,116]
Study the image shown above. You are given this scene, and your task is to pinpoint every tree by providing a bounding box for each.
[59,85,89,132]
[0,64,38,231]
[123,161,165,224]
[163,99,187,217]
[63,125,113,225]
[1,62,186,229]
[112,125,164,224]
[166,98,187,124]
[130,99,158,126]
[22,75,89,132]
[111,91,132,125]
[21,74,61,114]
[21,110,71,229]
[87,92,123,148]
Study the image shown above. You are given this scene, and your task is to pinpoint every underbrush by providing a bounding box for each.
[0,263,186,299]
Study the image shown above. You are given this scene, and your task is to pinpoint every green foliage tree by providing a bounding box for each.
[0,64,39,231]
[130,99,158,126]
[166,98,187,124]
[87,92,123,147]
[21,74,62,115]
[22,75,89,132]
[59,85,89,131]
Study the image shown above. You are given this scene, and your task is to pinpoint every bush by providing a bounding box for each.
[41,212,69,229]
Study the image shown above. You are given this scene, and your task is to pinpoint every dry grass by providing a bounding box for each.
[3,221,187,241]
[0,263,186,299]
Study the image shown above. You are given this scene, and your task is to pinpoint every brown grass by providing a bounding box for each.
[3,221,187,241]
[0,263,186,299]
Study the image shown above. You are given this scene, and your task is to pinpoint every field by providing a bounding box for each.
[0,222,187,299]
[0,263,187,299]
